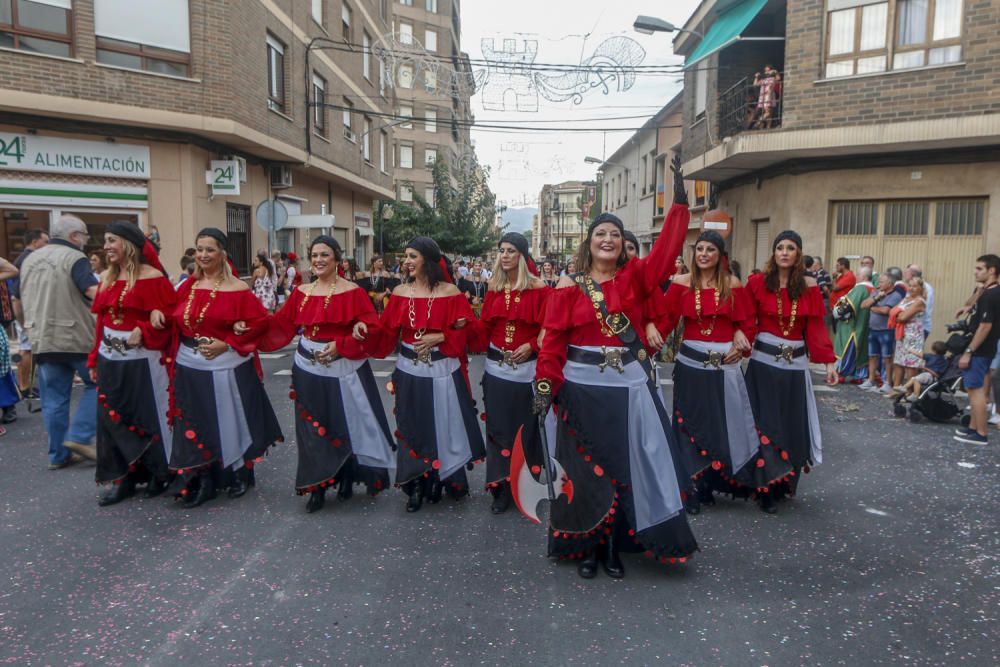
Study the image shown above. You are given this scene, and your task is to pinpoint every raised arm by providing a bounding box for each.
[633,156,690,296]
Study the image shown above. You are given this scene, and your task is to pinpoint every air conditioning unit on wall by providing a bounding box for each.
[270,165,293,188]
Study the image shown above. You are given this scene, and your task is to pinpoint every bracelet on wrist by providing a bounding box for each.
[535,379,552,395]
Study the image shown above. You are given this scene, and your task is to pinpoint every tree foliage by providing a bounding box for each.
[377,156,498,258]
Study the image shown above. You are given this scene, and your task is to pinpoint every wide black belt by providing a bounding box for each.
[180,336,200,349]
[678,343,739,369]
[566,346,635,373]
[102,334,136,354]
[486,347,536,365]
[753,339,807,363]
[399,345,447,363]
[297,341,339,365]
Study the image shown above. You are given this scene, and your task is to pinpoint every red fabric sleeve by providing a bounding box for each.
[804,286,835,363]
[334,289,379,360]
[258,289,301,353]
[135,277,177,352]
[438,294,475,358]
[224,290,268,355]
[466,291,495,354]
[733,286,758,346]
[632,202,690,297]
[535,286,578,395]
[653,282,685,339]
[88,302,105,369]
[374,295,404,358]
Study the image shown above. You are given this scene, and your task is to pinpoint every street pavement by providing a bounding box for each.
[0,348,997,666]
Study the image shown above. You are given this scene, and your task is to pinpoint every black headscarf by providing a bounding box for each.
[309,234,343,260]
[623,230,639,250]
[107,220,146,251]
[587,212,625,238]
[197,227,228,247]
[406,236,442,264]
[772,230,802,252]
[696,230,727,256]
[499,232,530,258]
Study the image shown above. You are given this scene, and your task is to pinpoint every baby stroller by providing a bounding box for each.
[893,331,970,423]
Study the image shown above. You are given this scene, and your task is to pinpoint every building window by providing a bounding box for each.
[424,147,437,166]
[400,184,413,202]
[311,0,323,25]
[694,181,707,208]
[640,155,648,195]
[399,144,413,168]
[362,117,372,162]
[397,63,413,88]
[93,0,192,75]
[0,0,73,57]
[426,0,437,11]
[378,56,386,95]
[399,0,412,5]
[425,109,437,133]
[425,187,435,207]
[341,2,351,43]
[226,203,252,276]
[936,199,984,235]
[623,169,630,203]
[425,28,437,52]
[342,97,354,140]
[825,2,888,78]
[398,103,413,127]
[312,72,326,135]
[694,60,708,117]
[266,33,286,112]
[399,21,412,45]
[835,201,879,235]
[379,130,387,172]
[424,68,436,91]
[362,30,371,81]
[895,0,963,69]
[884,201,929,235]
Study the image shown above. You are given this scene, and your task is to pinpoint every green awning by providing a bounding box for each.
[684,0,769,68]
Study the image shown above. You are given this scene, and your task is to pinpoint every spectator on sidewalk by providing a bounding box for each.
[832,265,873,382]
[20,215,99,469]
[956,255,1000,445]
[886,277,927,395]
[830,257,856,305]
[11,228,49,398]
[861,255,878,285]
[906,264,934,339]
[899,340,949,402]
[812,257,833,304]
[860,273,903,392]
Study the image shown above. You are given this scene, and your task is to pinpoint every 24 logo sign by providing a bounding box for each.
[0,135,26,167]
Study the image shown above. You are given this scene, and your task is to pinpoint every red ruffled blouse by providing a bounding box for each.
[471,285,551,353]
[258,284,379,359]
[535,201,690,394]
[745,273,835,363]
[88,276,177,368]
[376,290,475,359]
[170,281,268,357]
[653,282,755,344]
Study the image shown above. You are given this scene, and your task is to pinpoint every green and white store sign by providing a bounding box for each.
[0,133,151,179]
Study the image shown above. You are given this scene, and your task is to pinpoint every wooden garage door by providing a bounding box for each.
[828,199,987,340]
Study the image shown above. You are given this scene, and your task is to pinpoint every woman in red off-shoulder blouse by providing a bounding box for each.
[88,221,176,506]
[258,235,395,514]
[166,228,283,508]
[371,236,485,513]
[744,230,837,508]
[469,232,550,514]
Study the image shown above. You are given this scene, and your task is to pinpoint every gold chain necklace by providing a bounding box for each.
[583,273,621,337]
[408,283,436,339]
[503,286,521,346]
[693,283,721,335]
[108,279,132,326]
[182,275,225,334]
[299,277,338,338]
[775,288,799,336]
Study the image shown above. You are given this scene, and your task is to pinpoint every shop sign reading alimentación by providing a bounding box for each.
[0,133,151,179]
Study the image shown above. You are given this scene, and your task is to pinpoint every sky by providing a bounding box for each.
[460,0,702,208]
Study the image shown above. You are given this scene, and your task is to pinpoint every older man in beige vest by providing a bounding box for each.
[21,214,99,469]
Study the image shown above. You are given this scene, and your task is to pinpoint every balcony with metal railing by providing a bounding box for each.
[719,69,783,139]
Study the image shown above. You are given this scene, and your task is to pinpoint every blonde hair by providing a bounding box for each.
[488,253,531,292]
[908,276,926,299]
[102,238,140,290]
[193,237,234,281]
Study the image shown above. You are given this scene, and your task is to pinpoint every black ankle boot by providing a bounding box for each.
[759,491,777,514]
[426,477,443,504]
[685,491,701,515]
[99,477,136,507]
[600,535,625,578]
[228,467,251,498]
[490,483,511,514]
[405,480,424,513]
[306,488,326,513]
[578,551,599,579]
[184,471,216,508]
[337,469,354,502]
[143,478,168,498]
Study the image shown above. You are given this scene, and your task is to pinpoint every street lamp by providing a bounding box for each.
[633,15,704,38]
[583,156,605,165]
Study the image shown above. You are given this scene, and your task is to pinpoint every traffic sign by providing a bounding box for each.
[256,198,288,232]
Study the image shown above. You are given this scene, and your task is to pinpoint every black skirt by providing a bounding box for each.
[481,369,534,487]
[95,354,169,485]
[290,360,393,495]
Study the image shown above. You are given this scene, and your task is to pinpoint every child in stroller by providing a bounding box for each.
[893,339,967,422]
[897,341,949,402]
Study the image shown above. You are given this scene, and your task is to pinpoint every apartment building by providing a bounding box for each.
[600,92,706,257]
[390,0,474,207]
[537,180,597,263]
[674,0,1000,335]
[0,0,395,274]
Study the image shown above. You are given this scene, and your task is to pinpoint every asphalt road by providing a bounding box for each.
[0,349,997,666]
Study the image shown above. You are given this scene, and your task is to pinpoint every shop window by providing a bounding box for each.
[835,201,878,235]
[884,201,929,235]
[936,199,984,235]
[0,0,74,58]
[94,0,190,76]
[226,203,252,276]
[266,33,286,112]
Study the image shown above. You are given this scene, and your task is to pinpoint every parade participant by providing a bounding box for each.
[373,236,485,513]
[458,260,489,318]
[646,231,757,514]
[87,221,176,506]
[832,266,874,382]
[528,157,696,579]
[356,255,399,314]
[744,231,837,512]
[623,230,640,259]
[258,236,395,513]
[473,232,550,514]
[540,260,559,288]
[167,228,283,508]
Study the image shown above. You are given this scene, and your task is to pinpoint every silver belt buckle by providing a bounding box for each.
[103,336,129,354]
[774,344,795,364]
[414,349,433,366]
[702,350,724,369]
[598,346,625,374]
[501,349,518,370]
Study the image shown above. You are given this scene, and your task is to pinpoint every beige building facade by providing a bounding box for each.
[0,0,396,275]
